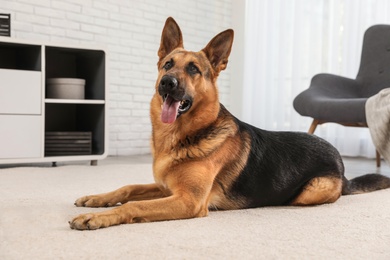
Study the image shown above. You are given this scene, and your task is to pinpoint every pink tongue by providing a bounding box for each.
[161,96,180,124]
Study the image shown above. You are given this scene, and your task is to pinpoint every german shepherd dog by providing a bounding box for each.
[69,17,390,230]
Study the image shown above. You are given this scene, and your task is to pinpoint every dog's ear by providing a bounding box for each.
[158,17,183,61]
[202,29,234,74]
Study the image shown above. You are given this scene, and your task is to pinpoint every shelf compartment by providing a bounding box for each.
[45,46,105,100]
[45,103,105,156]
[0,42,41,71]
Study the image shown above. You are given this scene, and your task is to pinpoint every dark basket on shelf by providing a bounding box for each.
[0,14,11,37]
[45,132,92,156]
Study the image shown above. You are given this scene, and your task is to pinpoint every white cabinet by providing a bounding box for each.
[0,69,42,114]
[0,115,41,159]
[0,38,107,165]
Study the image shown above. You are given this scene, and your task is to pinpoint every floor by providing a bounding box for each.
[1,154,389,179]
[342,156,390,178]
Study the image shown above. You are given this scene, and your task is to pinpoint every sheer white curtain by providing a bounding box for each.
[242,0,390,157]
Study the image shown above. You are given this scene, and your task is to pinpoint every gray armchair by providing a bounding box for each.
[293,24,390,167]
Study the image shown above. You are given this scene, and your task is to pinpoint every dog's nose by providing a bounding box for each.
[159,75,178,91]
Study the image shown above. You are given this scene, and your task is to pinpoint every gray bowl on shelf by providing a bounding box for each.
[47,78,86,99]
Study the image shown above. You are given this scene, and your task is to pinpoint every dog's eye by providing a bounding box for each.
[187,63,200,75]
[163,60,173,70]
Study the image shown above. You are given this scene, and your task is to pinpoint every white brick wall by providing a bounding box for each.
[0,0,233,156]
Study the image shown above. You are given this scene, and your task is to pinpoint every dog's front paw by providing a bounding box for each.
[69,213,104,230]
[69,213,120,230]
[69,213,99,230]
[74,195,116,208]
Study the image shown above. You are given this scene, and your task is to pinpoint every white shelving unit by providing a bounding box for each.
[0,37,108,165]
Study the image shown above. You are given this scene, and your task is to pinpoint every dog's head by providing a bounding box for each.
[153,17,234,125]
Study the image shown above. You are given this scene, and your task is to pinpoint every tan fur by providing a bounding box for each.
[290,177,342,206]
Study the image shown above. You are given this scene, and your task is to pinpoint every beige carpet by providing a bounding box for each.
[1,163,390,259]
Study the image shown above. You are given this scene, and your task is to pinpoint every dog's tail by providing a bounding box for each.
[342,174,390,195]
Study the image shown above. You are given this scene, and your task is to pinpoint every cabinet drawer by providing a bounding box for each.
[0,69,42,115]
[0,115,42,159]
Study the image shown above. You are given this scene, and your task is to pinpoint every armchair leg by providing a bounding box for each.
[376,150,381,168]
[308,119,320,134]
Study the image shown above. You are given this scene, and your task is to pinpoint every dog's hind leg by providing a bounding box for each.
[290,176,342,206]
[74,183,169,207]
